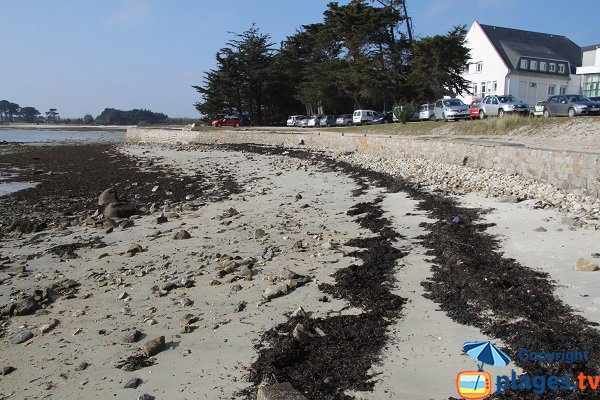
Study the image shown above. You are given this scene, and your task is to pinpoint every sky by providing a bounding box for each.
[1,0,599,118]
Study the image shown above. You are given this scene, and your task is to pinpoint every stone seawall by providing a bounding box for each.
[127,127,600,198]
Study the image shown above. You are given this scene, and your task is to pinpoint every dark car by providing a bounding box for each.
[589,96,600,102]
[211,115,250,127]
[373,111,394,124]
[335,114,353,126]
[543,94,600,117]
[270,118,288,126]
[319,115,336,127]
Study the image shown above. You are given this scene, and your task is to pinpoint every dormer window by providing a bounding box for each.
[530,60,537,70]
[549,63,556,72]
[540,62,547,71]
[558,64,566,73]
[520,59,528,69]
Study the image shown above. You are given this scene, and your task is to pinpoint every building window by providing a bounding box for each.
[549,63,556,72]
[548,85,556,95]
[582,74,600,97]
[558,64,566,73]
[473,83,478,95]
[560,86,567,94]
[493,81,498,93]
[540,61,547,71]
[530,60,537,70]
[476,62,483,73]
[481,82,486,94]
[520,59,528,69]
[487,81,492,93]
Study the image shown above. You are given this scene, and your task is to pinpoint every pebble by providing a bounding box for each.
[172,230,191,240]
[39,318,59,335]
[124,377,143,389]
[533,227,547,232]
[138,394,155,400]
[123,329,142,343]
[575,258,599,272]
[11,330,34,344]
[1,366,16,375]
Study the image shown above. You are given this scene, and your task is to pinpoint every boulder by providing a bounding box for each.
[104,201,136,219]
[172,230,191,240]
[98,188,119,206]
[262,283,289,301]
[13,297,39,316]
[11,330,34,344]
[141,336,165,357]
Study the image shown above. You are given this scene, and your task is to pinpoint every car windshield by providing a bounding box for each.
[471,102,480,107]
[443,99,464,107]
[566,95,591,102]
[498,95,517,103]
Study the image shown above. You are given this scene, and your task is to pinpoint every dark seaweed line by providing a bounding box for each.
[221,144,600,400]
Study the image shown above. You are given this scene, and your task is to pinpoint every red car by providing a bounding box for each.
[469,100,482,120]
[211,115,250,128]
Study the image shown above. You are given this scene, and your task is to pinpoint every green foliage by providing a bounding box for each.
[393,100,417,124]
[82,114,94,124]
[194,2,471,120]
[94,108,168,125]
[45,108,60,122]
[0,100,21,122]
[20,106,41,122]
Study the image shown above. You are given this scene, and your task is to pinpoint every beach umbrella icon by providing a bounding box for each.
[463,341,511,370]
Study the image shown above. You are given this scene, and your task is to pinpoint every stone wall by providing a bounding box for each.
[127,127,600,198]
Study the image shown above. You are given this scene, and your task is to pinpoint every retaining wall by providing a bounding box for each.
[127,127,600,198]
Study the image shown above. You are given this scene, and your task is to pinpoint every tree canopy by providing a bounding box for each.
[94,108,168,125]
[193,0,471,123]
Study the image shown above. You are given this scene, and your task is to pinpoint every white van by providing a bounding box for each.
[287,115,306,127]
[352,109,376,125]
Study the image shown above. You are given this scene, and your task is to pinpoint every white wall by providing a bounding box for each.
[460,21,510,104]
[508,72,580,104]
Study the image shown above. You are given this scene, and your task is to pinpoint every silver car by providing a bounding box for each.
[434,98,470,121]
[480,95,529,118]
[543,94,600,117]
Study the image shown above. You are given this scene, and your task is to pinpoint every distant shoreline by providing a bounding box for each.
[0,123,128,132]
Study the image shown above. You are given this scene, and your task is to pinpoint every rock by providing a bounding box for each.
[127,244,143,256]
[262,283,289,301]
[254,228,267,239]
[138,394,155,400]
[533,227,547,232]
[39,318,59,334]
[209,279,222,286]
[292,240,305,252]
[238,265,253,279]
[75,362,89,371]
[1,366,16,375]
[291,306,307,318]
[180,314,199,326]
[13,297,38,316]
[124,377,143,389]
[152,185,160,192]
[257,382,308,400]
[118,292,129,300]
[141,336,165,357]
[123,329,142,343]
[98,188,118,206]
[292,323,314,340]
[179,297,193,307]
[11,330,34,344]
[294,193,303,202]
[120,219,134,229]
[235,301,247,312]
[230,284,243,292]
[153,213,168,224]
[575,258,599,272]
[104,201,136,219]
[172,230,191,240]
[498,195,519,203]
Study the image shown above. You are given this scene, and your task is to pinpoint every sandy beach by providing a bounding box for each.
[1,141,600,400]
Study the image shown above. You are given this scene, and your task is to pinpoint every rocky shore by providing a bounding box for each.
[1,142,600,400]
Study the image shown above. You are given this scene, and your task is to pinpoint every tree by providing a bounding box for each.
[94,108,168,125]
[20,106,41,123]
[408,26,472,101]
[194,24,275,125]
[45,108,60,122]
[82,114,94,124]
[0,100,9,122]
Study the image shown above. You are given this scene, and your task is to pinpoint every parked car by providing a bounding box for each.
[469,100,482,120]
[307,115,323,127]
[297,117,309,128]
[373,111,394,124]
[319,115,336,127]
[335,114,353,126]
[419,104,435,121]
[270,118,288,126]
[530,101,546,117]
[589,96,600,102]
[434,98,470,121]
[480,95,529,118]
[211,115,249,127]
[352,109,377,125]
[287,115,307,127]
[543,95,600,117]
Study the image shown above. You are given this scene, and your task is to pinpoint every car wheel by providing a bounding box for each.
[543,109,550,118]
[479,110,485,119]
[442,113,448,122]
[498,109,504,118]
[234,123,240,128]
[429,115,435,122]
[347,122,352,126]
[216,123,222,127]
[568,108,576,118]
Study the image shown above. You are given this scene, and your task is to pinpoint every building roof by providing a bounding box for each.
[582,43,600,52]
[479,24,582,72]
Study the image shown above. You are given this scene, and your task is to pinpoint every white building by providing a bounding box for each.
[577,44,600,98]
[460,21,582,105]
